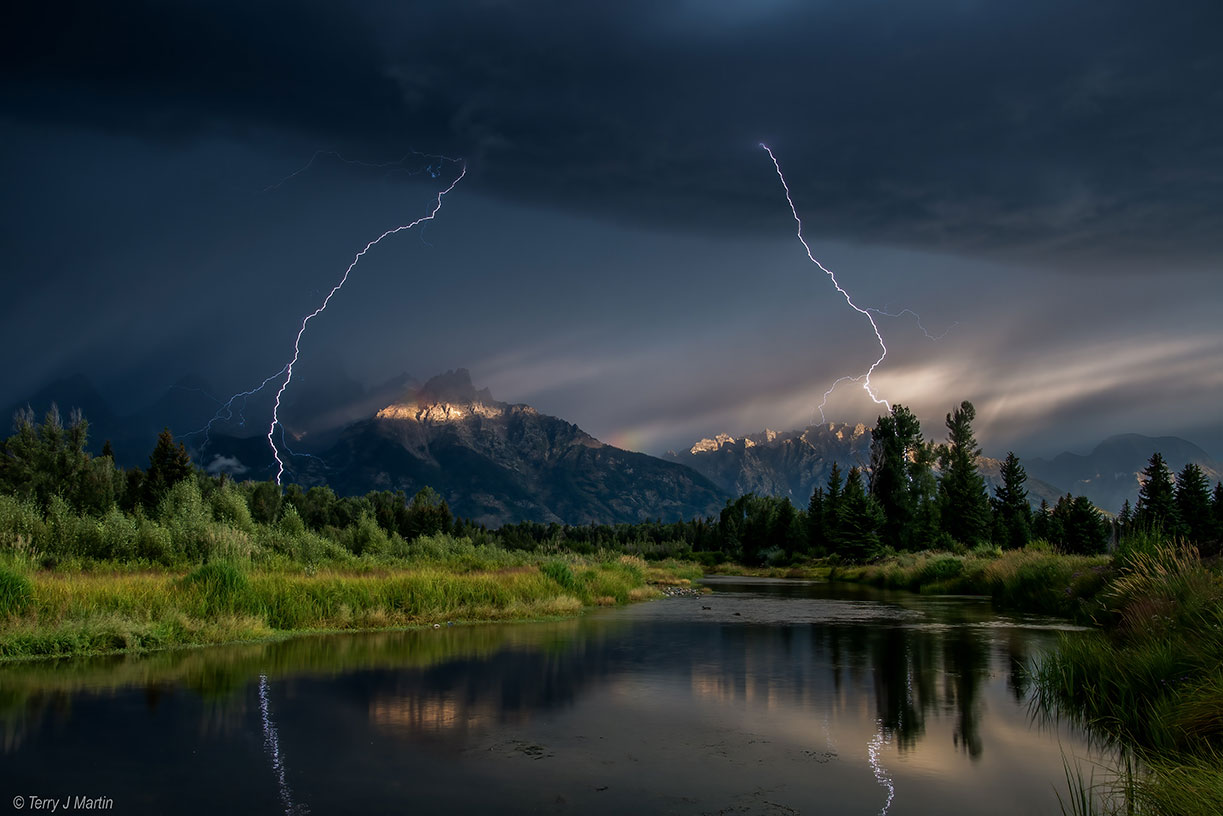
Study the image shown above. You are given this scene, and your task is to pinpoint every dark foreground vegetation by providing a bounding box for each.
[2,402,1221,814]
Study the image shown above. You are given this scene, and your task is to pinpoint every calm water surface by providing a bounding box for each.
[2,578,1102,814]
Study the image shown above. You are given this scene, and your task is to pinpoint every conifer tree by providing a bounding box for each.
[1174,462,1212,544]
[806,485,826,554]
[833,467,883,562]
[937,401,991,547]
[145,428,193,507]
[824,461,844,536]
[869,404,925,551]
[1051,494,1108,554]
[1032,498,1051,542]
[991,451,1031,549]
[1213,482,1223,543]
[1134,452,1177,535]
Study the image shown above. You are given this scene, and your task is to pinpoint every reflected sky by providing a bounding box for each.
[1,579,1102,815]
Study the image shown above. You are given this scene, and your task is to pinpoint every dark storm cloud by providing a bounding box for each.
[4,0,1221,264]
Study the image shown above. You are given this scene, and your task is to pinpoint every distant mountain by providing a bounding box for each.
[1026,434,1223,514]
[665,424,875,504]
[274,369,731,526]
[977,456,1067,509]
[669,424,1067,509]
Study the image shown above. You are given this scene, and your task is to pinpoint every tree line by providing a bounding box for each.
[1,402,1219,567]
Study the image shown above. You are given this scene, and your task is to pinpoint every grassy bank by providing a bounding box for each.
[0,550,693,661]
[1035,544,1223,815]
[831,544,1114,620]
[807,541,1222,815]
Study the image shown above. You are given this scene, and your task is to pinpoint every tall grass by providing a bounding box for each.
[0,553,677,661]
[842,544,1113,620]
[1036,543,1223,815]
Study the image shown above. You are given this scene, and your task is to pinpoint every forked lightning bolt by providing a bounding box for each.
[760,144,891,419]
[268,162,467,483]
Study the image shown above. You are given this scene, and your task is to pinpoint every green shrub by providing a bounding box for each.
[209,483,255,533]
[0,495,45,548]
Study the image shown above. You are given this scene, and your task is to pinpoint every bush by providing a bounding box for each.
[209,483,255,533]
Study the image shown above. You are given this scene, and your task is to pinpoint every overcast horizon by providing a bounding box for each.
[3,1,1221,462]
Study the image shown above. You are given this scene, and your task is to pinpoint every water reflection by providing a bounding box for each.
[0,578,1097,815]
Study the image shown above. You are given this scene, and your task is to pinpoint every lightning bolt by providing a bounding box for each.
[180,365,289,447]
[867,307,957,341]
[267,161,467,483]
[760,144,891,421]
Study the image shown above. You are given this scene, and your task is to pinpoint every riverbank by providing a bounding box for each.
[0,555,701,661]
[709,544,1222,815]
[708,546,1113,621]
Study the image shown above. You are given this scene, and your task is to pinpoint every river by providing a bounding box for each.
[1,577,1103,814]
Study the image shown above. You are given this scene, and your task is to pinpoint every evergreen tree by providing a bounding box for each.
[1115,499,1133,545]
[1174,463,1212,544]
[1051,494,1109,555]
[1213,482,1223,543]
[144,428,193,507]
[823,462,844,548]
[101,439,115,460]
[869,404,924,551]
[937,401,991,547]
[991,451,1032,550]
[807,486,826,555]
[1032,498,1051,542]
[833,467,883,562]
[1134,452,1177,535]
[909,440,941,549]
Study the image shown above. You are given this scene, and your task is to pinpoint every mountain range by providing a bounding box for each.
[8,369,1221,524]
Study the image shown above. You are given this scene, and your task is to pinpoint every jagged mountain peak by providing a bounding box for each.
[376,369,523,425]
[415,369,495,406]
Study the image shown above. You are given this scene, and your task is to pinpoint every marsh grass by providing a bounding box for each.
[841,545,1113,619]
[0,553,680,661]
[1036,544,1223,815]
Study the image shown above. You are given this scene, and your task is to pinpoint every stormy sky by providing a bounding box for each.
[2,0,1221,459]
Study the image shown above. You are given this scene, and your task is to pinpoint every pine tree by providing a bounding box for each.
[824,461,844,533]
[1134,452,1177,535]
[1115,499,1133,544]
[1050,494,1109,554]
[1174,463,1212,544]
[101,439,115,460]
[991,451,1031,549]
[937,401,991,547]
[145,428,193,507]
[1213,482,1223,543]
[806,486,826,554]
[1032,498,1051,542]
[869,404,924,551]
[833,467,883,562]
